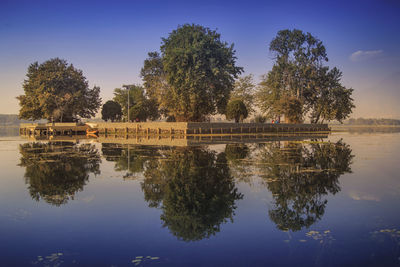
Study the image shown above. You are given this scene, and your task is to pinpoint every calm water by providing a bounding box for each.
[1,132,400,266]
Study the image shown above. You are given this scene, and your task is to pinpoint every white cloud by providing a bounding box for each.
[350,50,383,62]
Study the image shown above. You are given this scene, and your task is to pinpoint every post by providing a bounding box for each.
[127,88,130,123]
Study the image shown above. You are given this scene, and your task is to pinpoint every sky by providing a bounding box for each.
[1,0,399,118]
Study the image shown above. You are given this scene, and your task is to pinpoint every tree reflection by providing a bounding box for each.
[224,144,253,184]
[18,142,101,206]
[255,140,353,231]
[142,147,243,241]
[101,143,158,175]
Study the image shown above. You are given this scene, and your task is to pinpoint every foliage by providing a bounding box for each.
[101,100,122,122]
[308,67,355,123]
[160,24,243,121]
[278,96,303,123]
[113,84,159,122]
[18,142,101,206]
[141,147,243,241]
[225,99,248,123]
[231,75,256,114]
[254,114,267,123]
[17,58,101,122]
[256,29,354,123]
[140,52,170,118]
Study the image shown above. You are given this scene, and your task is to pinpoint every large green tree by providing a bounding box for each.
[256,29,354,123]
[17,58,101,122]
[101,100,122,122]
[160,24,243,121]
[113,84,159,122]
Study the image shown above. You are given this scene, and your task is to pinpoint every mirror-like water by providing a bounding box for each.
[0,132,399,266]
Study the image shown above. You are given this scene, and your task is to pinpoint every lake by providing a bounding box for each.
[1,131,400,266]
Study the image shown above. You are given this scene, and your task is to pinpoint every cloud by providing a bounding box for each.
[349,191,380,202]
[350,50,383,62]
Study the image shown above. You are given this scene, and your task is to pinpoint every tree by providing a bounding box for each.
[140,52,170,118]
[278,96,303,123]
[101,100,122,122]
[225,99,248,123]
[113,84,158,122]
[230,75,256,114]
[17,58,101,122]
[254,114,267,123]
[160,24,243,121]
[256,29,354,123]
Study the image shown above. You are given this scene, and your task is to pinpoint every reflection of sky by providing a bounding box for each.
[1,0,400,118]
[0,133,400,265]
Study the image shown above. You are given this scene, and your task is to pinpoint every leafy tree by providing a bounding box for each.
[17,58,101,122]
[256,29,354,123]
[18,142,101,206]
[160,24,243,121]
[230,75,256,114]
[308,67,355,123]
[101,100,122,122]
[113,84,158,122]
[140,52,170,118]
[225,99,248,123]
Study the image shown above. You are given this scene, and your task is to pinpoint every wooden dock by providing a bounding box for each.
[20,122,330,137]
[94,122,330,135]
[19,123,88,137]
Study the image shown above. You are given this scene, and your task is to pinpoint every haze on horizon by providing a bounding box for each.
[1,0,399,119]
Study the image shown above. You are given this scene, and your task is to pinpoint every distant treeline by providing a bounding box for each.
[346,118,400,125]
[0,114,43,126]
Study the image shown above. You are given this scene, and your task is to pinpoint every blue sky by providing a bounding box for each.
[1,0,399,118]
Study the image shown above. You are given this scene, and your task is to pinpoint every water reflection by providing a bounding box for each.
[17,138,353,236]
[254,140,353,231]
[18,142,101,206]
[141,147,243,241]
[102,143,159,177]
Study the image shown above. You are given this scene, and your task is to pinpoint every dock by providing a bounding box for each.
[20,122,330,137]
[19,123,89,136]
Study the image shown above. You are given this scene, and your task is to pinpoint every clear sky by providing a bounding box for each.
[1,0,399,118]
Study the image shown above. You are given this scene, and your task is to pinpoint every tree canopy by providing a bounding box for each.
[113,84,159,122]
[225,99,248,123]
[140,52,170,118]
[230,75,256,114]
[150,24,243,121]
[17,58,101,122]
[256,29,354,123]
[101,100,122,122]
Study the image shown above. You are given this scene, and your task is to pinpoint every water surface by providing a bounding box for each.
[0,132,399,266]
